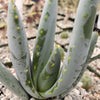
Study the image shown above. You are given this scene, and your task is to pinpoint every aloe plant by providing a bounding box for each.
[0,0,99,100]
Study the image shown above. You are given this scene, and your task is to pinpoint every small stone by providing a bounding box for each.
[71,95,82,100]
[94,84,100,93]
[10,96,20,100]
[0,94,5,99]
[4,89,14,98]
[65,96,72,100]
[77,82,83,88]
[1,97,9,100]
[72,89,80,95]
[30,98,35,100]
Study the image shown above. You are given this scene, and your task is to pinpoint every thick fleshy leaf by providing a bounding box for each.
[32,0,58,89]
[38,47,61,92]
[0,61,29,100]
[7,0,41,98]
[57,32,98,98]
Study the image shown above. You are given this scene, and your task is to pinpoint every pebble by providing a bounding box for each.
[30,98,35,100]
[65,96,72,100]
[10,96,20,100]
[1,97,9,100]
[94,84,100,93]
